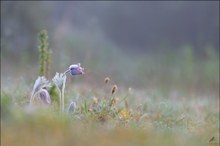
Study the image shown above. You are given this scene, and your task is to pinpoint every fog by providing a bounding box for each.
[2,1,219,56]
[1,1,219,93]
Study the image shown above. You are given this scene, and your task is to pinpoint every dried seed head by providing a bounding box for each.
[109,97,119,106]
[93,97,98,104]
[104,77,110,84]
[88,108,93,112]
[111,85,118,94]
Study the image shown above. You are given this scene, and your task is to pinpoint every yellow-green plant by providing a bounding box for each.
[37,30,58,105]
[38,29,52,78]
[45,49,52,78]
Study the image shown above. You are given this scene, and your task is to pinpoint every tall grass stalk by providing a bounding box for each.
[38,29,52,78]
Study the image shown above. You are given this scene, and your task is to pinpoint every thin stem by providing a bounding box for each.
[61,90,65,112]
[30,96,34,106]
[59,91,62,113]
[116,94,129,106]
[60,74,67,113]
[61,75,66,113]
[30,94,34,103]
[30,91,38,105]
[63,69,70,75]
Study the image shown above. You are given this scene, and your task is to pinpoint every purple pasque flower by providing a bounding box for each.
[64,63,85,76]
[30,76,51,105]
[31,76,50,98]
[38,88,51,105]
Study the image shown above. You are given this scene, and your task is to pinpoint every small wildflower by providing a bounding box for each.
[30,76,51,104]
[119,108,130,119]
[104,77,110,84]
[68,101,76,113]
[38,88,51,105]
[64,63,85,76]
[111,85,118,94]
[31,76,50,98]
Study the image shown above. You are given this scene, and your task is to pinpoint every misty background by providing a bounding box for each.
[1,1,219,95]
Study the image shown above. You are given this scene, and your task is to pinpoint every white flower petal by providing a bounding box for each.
[31,76,50,97]
[52,72,66,91]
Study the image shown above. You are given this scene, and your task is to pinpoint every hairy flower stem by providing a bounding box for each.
[30,95,34,105]
[59,91,65,113]
[57,87,65,113]
[60,74,66,113]
[62,90,65,112]
[61,76,66,113]
[63,69,69,75]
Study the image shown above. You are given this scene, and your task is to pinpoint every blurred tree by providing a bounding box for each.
[1,1,52,63]
[1,1,219,62]
[97,1,219,53]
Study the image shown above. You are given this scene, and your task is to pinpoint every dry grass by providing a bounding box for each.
[1,81,219,146]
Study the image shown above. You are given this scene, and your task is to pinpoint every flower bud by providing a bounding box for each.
[69,63,85,76]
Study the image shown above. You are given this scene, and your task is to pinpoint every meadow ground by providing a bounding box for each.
[1,78,219,146]
[1,31,219,146]
[1,3,219,145]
